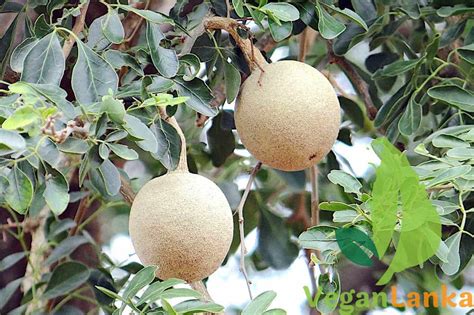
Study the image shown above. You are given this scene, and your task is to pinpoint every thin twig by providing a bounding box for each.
[236,161,262,300]
[299,28,309,63]
[62,1,90,59]
[309,165,325,274]
[327,45,377,120]
[69,196,89,236]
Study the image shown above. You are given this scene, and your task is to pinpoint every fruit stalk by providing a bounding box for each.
[204,17,267,72]
[158,107,188,172]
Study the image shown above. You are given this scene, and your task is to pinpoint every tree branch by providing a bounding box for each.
[235,161,262,300]
[204,17,267,72]
[327,47,377,120]
[62,1,90,59]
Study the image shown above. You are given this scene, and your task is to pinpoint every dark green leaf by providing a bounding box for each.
[242,291,277,315]
[258,209,299,269]
[117,5,174,24]
[72,40,118,105]
[260,3,300,22]
[123,265,156,300]
[315,3,346,40]
[268,20,293,42]
[124,114,158,153]
[373,59,418,77]
[328,170,362,195]
[146,22,178,78]
[224,62,241,103]
[43,172,70,215]
[173,300,224,314]
[174,78,217,117]
[98,159,121,196]
[427,85,474,112]
[43,262,90,299]
[0,278,22,309]
[108,143,139,160]
[336,227,378,266]
[6,165,33,214]
[322,4,368,30]
[458,43,474,64]
[207,112,235,167]
[10,37,38,73]
[102,10,124,44]
[45,236,89,266]
[137,278,185,305]
[0,252,25,272]
[398,97,421,136]
[160,288,201,299]
[232,0,244,17]
[150,119,181,170]
[437,5,474,17]
[21,32,64,85]
[58,138,90,154]
[0,129,26,155]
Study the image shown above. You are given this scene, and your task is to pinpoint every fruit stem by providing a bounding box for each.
[204,17,268,72]
[159,107,189,173]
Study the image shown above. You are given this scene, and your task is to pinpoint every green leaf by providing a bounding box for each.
[8,82,76,119]
[0,278,23,310]
[232,0,244,17]
[224,62,241,103]
[298,225,339,252]
[72,40,118,105]
[0,129,26,155]
[173,300,224,314]
[373,59,418,77]
[427,165,471,187]
[335,227,378,266]
[123,114,158,153]
[98,159,121,196]
[260,3,300,22]
[432,134,469,148]
[174,78,217,117]
[123,265,156,300]
[207,112,235,167]
[327,170,362,195]
[458,43,474,64]
[101,95,125,123]
[242,291,277,315]
[398,97,421,136]
[370,138,441,286]
[43,262,90,299]
[117,5,174,24]
[150,119,181,170]
[322,4,368,31]
[44,172,70,215]
[446,147,474,160]
[102,9,124,44]
[45,236,88,266]
[268,19,293,42]
[399,0,420,19]
[104,50,144,75]
[106,130,128,142]
[315,271,340,313]
[178,54,201,81]
[0,252,25,272]
[258,209,299,269]
[137,278,185,305]
[6,165,33,214]
[427,85,474,112]
[440,231,462,275]
[338,96,365,128]
[58,138,90,154]
[437,5,474,17]
[146,22,178,78]
[160,288,201,299]
[108,143,138,160]
[2,106,40,131]
[315,3,346,40]
[263,309,287,315]
[21,32,64,85]
[320,201,356,211]
[10,37,38,73]
[162,299,177,315]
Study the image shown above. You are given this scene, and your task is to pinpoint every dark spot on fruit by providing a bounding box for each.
[309,153,317,160]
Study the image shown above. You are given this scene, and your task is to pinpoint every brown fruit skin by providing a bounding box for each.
[235,60,341,171]
[129,172,233,282]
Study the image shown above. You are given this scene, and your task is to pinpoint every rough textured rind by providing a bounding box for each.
[129,172,233,282]
[236,60,341,171]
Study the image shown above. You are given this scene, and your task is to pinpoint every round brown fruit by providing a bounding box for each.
[235,60,341,171]
[129,172,233,282]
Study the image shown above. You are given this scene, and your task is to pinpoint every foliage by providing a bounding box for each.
[0,0,472,314]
